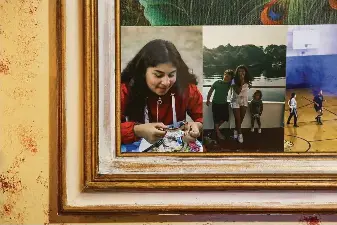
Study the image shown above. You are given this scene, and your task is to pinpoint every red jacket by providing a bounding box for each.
[121,83,203,144]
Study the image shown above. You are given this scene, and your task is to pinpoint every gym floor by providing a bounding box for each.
[284,88,337,153]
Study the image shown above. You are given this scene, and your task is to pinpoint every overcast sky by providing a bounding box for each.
[203,25,288,48]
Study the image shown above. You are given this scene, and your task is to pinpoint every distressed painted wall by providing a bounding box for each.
[0,0,336,224]
[0,0,49,224]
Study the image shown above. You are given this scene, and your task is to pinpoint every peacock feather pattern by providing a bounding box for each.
[121,0,337,26]
[260,0,289,25]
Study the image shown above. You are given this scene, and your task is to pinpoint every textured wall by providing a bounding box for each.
[0,0,49,224]
[286,55,337,93]
[0,0,336,224]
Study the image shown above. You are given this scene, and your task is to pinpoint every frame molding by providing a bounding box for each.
[56,0,337,215]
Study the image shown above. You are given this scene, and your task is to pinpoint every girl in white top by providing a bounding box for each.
[286,92,299,127]
[230,65,252,143]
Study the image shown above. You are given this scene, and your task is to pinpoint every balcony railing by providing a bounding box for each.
[201,85,286,129]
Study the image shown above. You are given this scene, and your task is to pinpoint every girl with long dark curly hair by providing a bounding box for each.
[229,65,253,143]
[121,39,203,152]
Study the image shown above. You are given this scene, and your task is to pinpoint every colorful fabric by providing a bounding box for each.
[121,121,203,153]
[125,0,337,26]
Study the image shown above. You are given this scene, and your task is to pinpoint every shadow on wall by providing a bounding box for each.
[286,54,337,95]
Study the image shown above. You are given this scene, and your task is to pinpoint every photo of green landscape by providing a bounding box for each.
[203,26,287,102]
[203,43,286,102]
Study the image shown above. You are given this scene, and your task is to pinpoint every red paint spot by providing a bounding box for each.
[18,126,38,154]
[300,215,321,225]
[0,58,10,75]
[20,135,38,153]
[0,174,23,194]
[0,153,26,220]
[0,154,26,194]
[0,155,26,222]
[3,204,13,215]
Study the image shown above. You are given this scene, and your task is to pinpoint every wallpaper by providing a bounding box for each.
[0,0,336,224]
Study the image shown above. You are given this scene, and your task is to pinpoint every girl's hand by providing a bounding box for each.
[206,100,210,106]
[134,123,167,144]
[182,122,202,143]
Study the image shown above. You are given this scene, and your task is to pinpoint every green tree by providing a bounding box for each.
[203,44,286,78]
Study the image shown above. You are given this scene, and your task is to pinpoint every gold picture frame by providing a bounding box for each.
[54,0,337,216]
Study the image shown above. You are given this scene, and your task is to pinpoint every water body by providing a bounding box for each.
[203,74,286,102]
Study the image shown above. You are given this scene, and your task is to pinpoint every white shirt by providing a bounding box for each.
[230,83,249,103]
[288,98,297,110]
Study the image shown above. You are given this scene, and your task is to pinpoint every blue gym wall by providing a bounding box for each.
[286,54,337,95]
[286,25,337,95]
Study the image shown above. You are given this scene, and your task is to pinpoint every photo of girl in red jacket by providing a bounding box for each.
[120,39,203,152]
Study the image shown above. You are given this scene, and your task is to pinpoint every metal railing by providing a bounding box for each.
[202,85,286,104]
[202,101,285,129]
